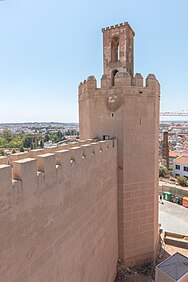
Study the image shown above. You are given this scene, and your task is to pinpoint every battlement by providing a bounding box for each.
[79,72,160,96]
[0,139,97,166]
[0,139,117,206]
[101,22,135,36]
[0,138,118,281]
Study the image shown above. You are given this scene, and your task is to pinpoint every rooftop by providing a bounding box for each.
[174,156,188,165]
[156,252,188,281]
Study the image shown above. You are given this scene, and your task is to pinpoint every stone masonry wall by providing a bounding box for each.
[79,72,160,266]
[0,139,118,282]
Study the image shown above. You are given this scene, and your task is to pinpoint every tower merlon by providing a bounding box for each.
[79,76,97,95]
[0,156,9,165]
[132,73,143,87]
[55,149,70,166]
[86,75,97,89]
[28,149,44,158]
[9,152,29,166]
[13,158,37,182]
[37,153,56,175]
[0,164,12,192]
[81,73,159,92]
[102,22,135,36]
[115,71,132,86]
[81,144,93,158]
[101,74,110,88]
[146,74,160,90]
[69,147,83,163]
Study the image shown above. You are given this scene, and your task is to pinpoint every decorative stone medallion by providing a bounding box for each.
[106,94,122,112]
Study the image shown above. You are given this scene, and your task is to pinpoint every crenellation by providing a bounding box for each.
[115,70,132,86]
[81,144,93,158]
[0,164,12,192]
[146,74,160,91]
[69,146,83,164]
[81,73,159,93]
[102,22,134,35]
[12,158,37,182]
[28,149,44,158]
[9,152,29,165]
[55,149,71,166]
[132,73,143,87]
[86,76,97,89]
[37,153,56,173]
[0,140,116,216]
[0,156,9,165]
[78,79,88,95]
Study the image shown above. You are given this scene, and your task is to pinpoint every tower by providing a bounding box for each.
[162,131,169,169]
[79,22,160,266]
[102,22,134,80]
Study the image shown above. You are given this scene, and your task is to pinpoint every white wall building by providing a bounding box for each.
[173,150,188,178]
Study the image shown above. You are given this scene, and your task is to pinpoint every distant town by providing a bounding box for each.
[159,120,188,188]
[0,122,79,155]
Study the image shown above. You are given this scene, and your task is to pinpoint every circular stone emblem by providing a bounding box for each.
[106,94,122,112]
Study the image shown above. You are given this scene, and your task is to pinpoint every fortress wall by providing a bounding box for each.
[5,139,96,166]
[0,139,118,282]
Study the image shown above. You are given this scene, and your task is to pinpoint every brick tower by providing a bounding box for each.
[79,22,160,266]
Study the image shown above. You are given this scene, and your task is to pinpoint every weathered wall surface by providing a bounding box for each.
[0,140,118,282]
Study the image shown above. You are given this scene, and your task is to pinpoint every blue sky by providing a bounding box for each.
[0,0,187,122]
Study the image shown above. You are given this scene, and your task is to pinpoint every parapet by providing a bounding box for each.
[100,72,159,90]
[78,75,97,95]
[146,74,160,89]
[2,140,98,166]
[0,139,117,207]
[101,22,135,36]
[132,73,143,87]
[115,71,131,86]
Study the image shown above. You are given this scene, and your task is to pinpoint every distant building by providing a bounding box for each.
[44,140,57,148]
[169,151,181,165]
[173,150,188,178]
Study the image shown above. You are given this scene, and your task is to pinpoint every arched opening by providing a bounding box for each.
[111,36,119,63]
[111,69,118,86]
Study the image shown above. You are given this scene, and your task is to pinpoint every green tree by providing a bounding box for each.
[57,130,63,140]
[12,148,16,154]
[0,149,5,156]
[3,130,13,142]
[20,146,24,152]
[169,164,173,171]
[44,134,50,142]
[40,140,44,148]
[159,166,167,177]
[23,138,33,148]
[177,176,187,187]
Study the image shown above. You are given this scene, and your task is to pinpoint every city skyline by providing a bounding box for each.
[0,0,188,122]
